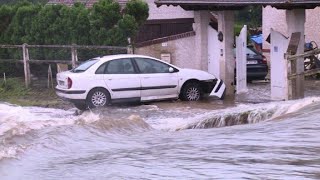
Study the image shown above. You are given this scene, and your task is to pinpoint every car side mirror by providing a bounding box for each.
[169,67,174,73]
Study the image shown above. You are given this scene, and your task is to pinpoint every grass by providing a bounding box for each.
[0,77,71,109]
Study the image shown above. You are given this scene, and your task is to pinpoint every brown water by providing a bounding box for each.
[1,81,320,179]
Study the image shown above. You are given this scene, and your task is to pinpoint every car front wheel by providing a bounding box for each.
[180,82,202,101]
[87,88,110,108]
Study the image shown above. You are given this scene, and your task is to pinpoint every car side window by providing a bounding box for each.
[95,63,107,74]
[135,58,171,74]
[105,58,135,74]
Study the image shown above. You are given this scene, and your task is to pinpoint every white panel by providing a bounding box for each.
[270,29,289,100]
[236,25,248,94]
[207,26,220,78]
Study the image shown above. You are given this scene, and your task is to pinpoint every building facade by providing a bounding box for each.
[263,6,320,50]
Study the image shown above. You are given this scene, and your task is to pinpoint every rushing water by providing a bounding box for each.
[1,82,320,179]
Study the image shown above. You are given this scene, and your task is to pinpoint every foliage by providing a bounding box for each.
[89,0,122,45]
[0,77,29,98]
[0,0,149,46]
[235,5,262,29]
[0,0,48,5]
[124,0,149,26]
[0,77,62,107]
[0,0,149,75]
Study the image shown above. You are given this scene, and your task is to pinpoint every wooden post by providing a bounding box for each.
[22,43,31,88]
[286,9,305,100]
[3,73,6,86]
[48,64,53,89]
[71,44,78,68]
[127,38,134,54]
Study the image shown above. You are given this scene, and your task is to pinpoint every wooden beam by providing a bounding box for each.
[288,68,320,80]
[28,60,74,64]
[287,48,320,61]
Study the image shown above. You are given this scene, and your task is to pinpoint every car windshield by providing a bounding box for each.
[233,47,259,57]
[246,48,258,55]
[72,59,99,73]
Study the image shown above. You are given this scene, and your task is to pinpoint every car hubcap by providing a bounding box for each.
[91,91,107,106]
[186,87,200,101]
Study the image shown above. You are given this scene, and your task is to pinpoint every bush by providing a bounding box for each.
[0,77,28,98]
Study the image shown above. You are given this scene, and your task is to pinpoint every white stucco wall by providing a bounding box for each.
[263,6,320,50]
[135,36,198,69]
[146,0,194,20]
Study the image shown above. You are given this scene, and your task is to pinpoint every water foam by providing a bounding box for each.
[149,97,320,131]
[0,104,106,160]
[0,103,151,160]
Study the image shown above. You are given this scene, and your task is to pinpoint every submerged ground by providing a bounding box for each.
[1,79,320,179]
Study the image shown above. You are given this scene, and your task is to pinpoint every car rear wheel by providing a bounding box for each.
[180,82,202,101]
[87,88,110,108]
[74,103,87,110]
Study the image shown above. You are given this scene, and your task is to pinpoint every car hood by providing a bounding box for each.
[178,68,216,80]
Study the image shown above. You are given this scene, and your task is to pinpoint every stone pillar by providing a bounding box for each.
[218,11,235,98]
[236,25,248,94]
[193,10,210,70]
[286,9,306,99]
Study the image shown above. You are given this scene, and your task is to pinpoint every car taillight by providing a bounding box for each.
[67,77,72,89]
[262,57,267,64]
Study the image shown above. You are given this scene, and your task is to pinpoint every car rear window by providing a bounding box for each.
[72,59,99,73]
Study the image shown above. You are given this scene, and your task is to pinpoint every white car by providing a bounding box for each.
[55,54,226,110]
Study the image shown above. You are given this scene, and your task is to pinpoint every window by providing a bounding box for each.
[105,58,135,74]
[135,58,171,73]
[95,63,107,74]
[72,59,99,73]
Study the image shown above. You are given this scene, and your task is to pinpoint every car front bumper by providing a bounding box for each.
[209,79,226,99]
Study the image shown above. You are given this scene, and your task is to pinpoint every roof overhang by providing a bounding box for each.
[155,0,320,10]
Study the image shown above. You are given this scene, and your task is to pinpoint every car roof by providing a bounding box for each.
[98,54,156,62]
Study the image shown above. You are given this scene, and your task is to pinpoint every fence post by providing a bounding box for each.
[48,64,53,89]
[22,43,31,88]
[127,38,134,54]
[71,44,78,68]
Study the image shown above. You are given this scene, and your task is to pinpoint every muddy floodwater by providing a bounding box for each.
[1,81,320,179]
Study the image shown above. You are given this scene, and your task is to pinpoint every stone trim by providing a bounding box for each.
[135,31,196,48]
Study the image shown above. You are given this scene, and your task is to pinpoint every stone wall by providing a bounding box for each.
[135,33,199,69]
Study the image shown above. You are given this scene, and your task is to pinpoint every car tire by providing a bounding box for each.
[87,88,111,109]
[180,82,202,101]
[74,103,87,110]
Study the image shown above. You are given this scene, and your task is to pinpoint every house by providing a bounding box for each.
[47,0,202,70]
[263,6,320,51]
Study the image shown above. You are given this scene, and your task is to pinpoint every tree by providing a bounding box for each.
[235,5,262,28]
[4,4,41,44]
[0,5,14,42]
[89,0,122,45]
[124,0,149,26]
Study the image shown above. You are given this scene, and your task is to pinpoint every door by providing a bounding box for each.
[134,58,179,101]
[102,58,141,99]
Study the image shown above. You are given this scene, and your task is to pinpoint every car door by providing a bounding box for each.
[133,57,179,101]
[101,58,141,100]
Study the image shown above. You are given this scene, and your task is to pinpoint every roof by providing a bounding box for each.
[47,0,128,8]
[155,0,320,10]
[99,54,157,61]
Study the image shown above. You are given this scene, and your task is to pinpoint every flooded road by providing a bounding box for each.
[1,81,320,179]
